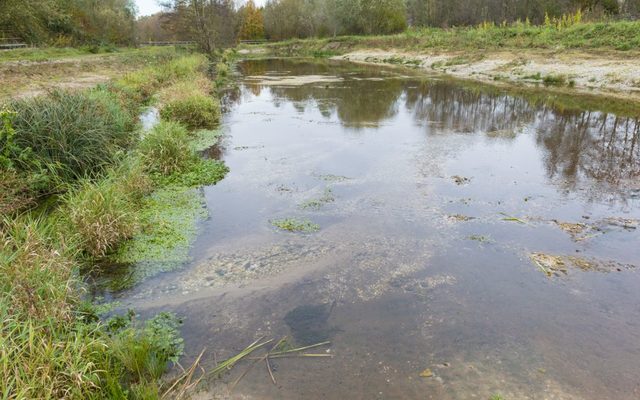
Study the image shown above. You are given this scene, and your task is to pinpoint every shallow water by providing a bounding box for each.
[119,59,640,399]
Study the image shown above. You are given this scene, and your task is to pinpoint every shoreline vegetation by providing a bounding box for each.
[1,47,235,398]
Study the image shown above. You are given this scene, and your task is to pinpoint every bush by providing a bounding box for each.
[7,89,136,185]
[111,157,154,203]
[137,121,228,187]
[0,169,40,215]
[138,121,196,176]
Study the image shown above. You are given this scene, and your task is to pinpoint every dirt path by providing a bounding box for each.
[333,49,640,102]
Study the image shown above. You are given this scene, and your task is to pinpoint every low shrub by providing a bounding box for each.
[158,80,220,130]
[543,74,567,86]
[113,69,160,104]
[110,157,154,203]
[138,121,228,187]
[0,168,38,215]
[216,62,230,78]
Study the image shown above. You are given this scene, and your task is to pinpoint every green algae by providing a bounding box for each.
[152,158,228,187]
[110,186,206,287]
[190,129,224,152]
[300,187,335,210]
[271,218,320,233]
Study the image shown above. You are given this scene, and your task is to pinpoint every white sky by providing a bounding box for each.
[135,0,266,16]
[135,0,163,16]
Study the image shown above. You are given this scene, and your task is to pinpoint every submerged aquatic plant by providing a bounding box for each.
[300,187,335,210]
[110,187,207,289]
[271,218,320,233]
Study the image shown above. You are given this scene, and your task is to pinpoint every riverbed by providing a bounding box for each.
[112,58,640,399]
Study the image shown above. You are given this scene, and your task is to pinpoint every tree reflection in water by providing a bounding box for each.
[239,59,639,198]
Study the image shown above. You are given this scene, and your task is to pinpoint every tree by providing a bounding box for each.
[359,0,407,34]
[161,0,238,52]
[239,0,265,40]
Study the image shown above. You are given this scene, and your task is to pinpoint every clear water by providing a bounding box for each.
[116,59,640,399]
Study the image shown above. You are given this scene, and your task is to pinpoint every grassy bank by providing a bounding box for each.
[257,19,640,56]
[0,48,233,398]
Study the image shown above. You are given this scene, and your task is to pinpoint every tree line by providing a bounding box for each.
[1,0,638,47]
[157,0,639,45]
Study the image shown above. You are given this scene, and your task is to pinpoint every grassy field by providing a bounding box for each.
[0,47,235,399]
[258,19,640,56]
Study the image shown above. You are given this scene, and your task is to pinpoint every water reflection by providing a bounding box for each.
[240,59,640,197]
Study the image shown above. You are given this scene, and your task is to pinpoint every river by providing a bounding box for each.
[112,58,640,399]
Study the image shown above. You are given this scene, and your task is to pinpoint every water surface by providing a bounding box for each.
[121,59,640,399]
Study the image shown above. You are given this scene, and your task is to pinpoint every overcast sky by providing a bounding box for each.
[135,0,163,16]
[135,0,265,16]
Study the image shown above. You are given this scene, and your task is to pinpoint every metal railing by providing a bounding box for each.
[239,39,268,45]
[0,34,27,50]
[140,41,197,46]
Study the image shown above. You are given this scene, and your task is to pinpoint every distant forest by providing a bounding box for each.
[1,0,639,46]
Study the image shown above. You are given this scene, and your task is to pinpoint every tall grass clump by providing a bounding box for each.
[7,89,136,187]
[0,216,185,399]
[138,121,228,187]
[138,121,195,176]
[62,176,138,258]
[60,157,153,258]
[0,216,101,399]
[159,80,220,129]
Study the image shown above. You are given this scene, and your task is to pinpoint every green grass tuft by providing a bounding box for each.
[160,93,220,130]
[138,121,195,176]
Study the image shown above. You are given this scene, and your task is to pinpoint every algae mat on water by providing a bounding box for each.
[107,186,207,290]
